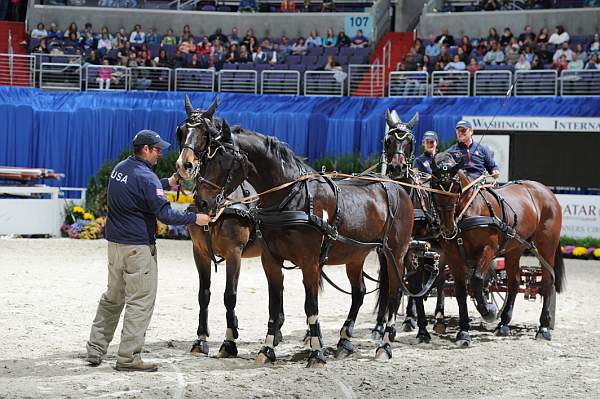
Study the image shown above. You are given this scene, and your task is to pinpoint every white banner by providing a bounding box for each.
[462,116,600,132]
[556,194,600,238]
[473,135,509,183]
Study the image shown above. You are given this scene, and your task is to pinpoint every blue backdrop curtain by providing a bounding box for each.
[1,87,599,188]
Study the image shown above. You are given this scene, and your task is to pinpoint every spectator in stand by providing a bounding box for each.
[96,59,113,90]
[518,25,536,45]
[553,42,573,62]
[97,26,112,41]
[260,38,272,52]
[280,35,291,53]
[81,30,96,52]
[590,33,599,54]
[63,32,81,53]
[467,57,480,74]
[146,28,160,46]
[239,44,252,62]
[239,0,258,12]
[31,23,48,39]
[572,43,586,62]
[515,52,531,70]
[523,44,534,63]
[32,38,48,53]
[118,42,132,64]
[530,55,544,70]
[460,36,472,57]
[228,27,241,46]
[47,23,63,39]
[225,44,240,63]
[536,42,553,64]
[179,25,193,45]
[188,53,202,69]
[306,31,322,47]
[403,47,421,70]
[323,29,337,47]
[129,25,145,46]
[173,49,187,68]
[241,29,257,49]
[586,54,600,69]
[413,38,425,56]
[568,53,584,70]
[536,27,549,44]
[161,29,176,46]
[500,27,513,47]
[82,23,95,38]
[435,28,454,47]
[268,42,285,64]
[154,49,172,69]
[137,49,153,67]
[444,54,466,71]
[481,0,499,11]
[280,0,296,12]
[553,54,568,71]
[321,0,335,11]
[336,31,351,47]
[425,34,440,58]
[112,32,125,49]
[421,55,433,73]
[483,41,505,64]
[179,36,197,54]
[505,40,520,64]
[198,37,211,55]
[212,39,225,62]
[438,44,451,65]
[253,46,267,63]
[433,60,444,71]
[549,25,569,45]
[291,37,307,55]
[324,55,341,71]
[456,47,468,63]
[351,30,369,48]
[65,22,80,41]
[209,28,228,44]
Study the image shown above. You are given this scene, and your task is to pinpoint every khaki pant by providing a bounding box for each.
[87,242,158,365]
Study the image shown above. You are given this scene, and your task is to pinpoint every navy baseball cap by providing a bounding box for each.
[455,120,472,129]
[422,131,438,142]
[132,129,171,150]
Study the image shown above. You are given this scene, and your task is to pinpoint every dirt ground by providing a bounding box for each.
[0,238,599,399]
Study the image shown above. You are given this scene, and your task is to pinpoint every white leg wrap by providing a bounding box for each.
[226,328,235,341]
[265,334,275,348]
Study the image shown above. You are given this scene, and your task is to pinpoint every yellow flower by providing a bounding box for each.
[593,248,600,258]
[83,212,94,220]
[572,247,587,257]
[73,206,84,214]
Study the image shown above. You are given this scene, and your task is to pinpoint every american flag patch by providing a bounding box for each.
[156,188,165,196]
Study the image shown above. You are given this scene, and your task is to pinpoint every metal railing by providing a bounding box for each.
[348,64,385,97]
[128,67,171,91]
[473,70,513,96]
[388,71,429,97]
[261,70,301,96]
[39,62,82,91]
[218,70,257,94]
[560,70,600,97]
[174,68,215,92]
[514,70,557,96]
[85,65,129,91]
[431,70,470,96]
[0,54,35,87]
[304,71,344,97]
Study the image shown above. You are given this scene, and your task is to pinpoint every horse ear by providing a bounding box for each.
[430,156,440,176]
[203,96,219,119]
[220,119,232,142]
[386,109,401,128]
[184,95,193,117]
[407,112,419,129]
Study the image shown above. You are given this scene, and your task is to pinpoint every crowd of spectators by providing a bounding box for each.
[27,22,371,73]
[397,25,600,75]
[442,0,600,12]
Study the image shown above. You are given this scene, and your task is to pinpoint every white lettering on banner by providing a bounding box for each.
[462,116,600,132]
[556,194,600,239]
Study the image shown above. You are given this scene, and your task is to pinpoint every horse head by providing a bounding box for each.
[175,95,221,180]
[430,152,464,239]
[383,110,418,179]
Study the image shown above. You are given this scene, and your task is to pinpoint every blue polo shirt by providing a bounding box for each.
[105,156,197,245]
[447,141,499,179]
[413,152,435,174]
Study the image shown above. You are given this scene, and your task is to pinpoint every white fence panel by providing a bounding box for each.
[39,62,82,91]
[128,67,171,91]
[261,70,300,95]
[304,71,344,97]
[218,70,257,94]
[174,68,215,92]
[348,64,384,97]
[514,70,557,96]
[388,71,428,97]
[474,70,512,96]
[432,71,470,97]
[85,65,129,91]
[0,53,35,87]
[560,70,600,96]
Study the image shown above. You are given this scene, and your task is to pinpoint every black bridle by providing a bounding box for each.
[384,125,415,179]
[430,165,463,240]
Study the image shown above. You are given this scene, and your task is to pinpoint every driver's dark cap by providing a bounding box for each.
[455,120,472,129]
[133,129,171,150]
[423,131,438,142]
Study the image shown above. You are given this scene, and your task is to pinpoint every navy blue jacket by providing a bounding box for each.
[105,156,196,245]
[447,141,499,179]
[413,152,435,174]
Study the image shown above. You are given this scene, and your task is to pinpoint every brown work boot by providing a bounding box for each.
[115,361,158,372]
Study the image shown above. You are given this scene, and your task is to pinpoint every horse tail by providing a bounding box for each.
[374,250,389,314]
[554,244,566,294]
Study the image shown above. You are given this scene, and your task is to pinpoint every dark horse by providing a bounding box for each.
[381,110,448,336]
[179,117,415,366]
[429,153,565,345]
[174,96,283,358]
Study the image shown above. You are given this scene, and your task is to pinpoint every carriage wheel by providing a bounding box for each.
[485,269,508,319]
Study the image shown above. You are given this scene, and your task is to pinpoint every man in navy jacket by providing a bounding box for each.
[86,130,209,372]
[447,120,500,180]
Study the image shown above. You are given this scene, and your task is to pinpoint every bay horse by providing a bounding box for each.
[429,152,565,345]
[174,96,286,358]
[381,110,448,337]
[179,117,416,366]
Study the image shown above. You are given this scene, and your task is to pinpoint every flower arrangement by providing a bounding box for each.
[560,238,600,260]
[62,204,106,240]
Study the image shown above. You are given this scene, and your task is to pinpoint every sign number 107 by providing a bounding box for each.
[349,17,369,27]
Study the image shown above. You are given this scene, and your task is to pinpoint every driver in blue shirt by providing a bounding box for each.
[447,120,500,180]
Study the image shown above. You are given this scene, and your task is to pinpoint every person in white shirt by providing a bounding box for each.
[31,23,48,39]
[514,53,531,70]
[444,54,466,71]
[552,42,574,62]
[548,25,570,45]
[306,31,323,47]
[129,24,145,46]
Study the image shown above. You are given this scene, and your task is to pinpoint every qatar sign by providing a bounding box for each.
[556,194,600,239]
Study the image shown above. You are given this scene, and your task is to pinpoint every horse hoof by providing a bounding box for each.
[217,340,238,358]
[494,325,510,337]
[255,346,276,365]
[416,330,431,343]
[335,338,354,359]
[402,318,416,332]
[386,326,397,342]
[375,343,392,361]
[481,304,498,323]
[535,327,552,341]
[306,350,326,368]
[190,339,209,356]
[455,331,471,348]
[433,321,447,335]
[371,324,384,341]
